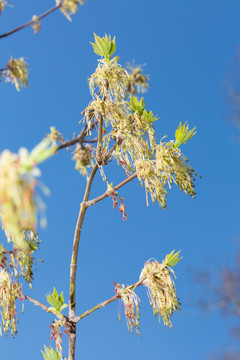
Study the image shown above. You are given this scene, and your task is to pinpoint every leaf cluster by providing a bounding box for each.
[46,287,68,314]
[91,33,116,61]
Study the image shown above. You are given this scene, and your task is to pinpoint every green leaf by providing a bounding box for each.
[129,95,145,115]
[143,110,158,123]
[173,122,196,148]
[46,288,68,313]
[41,345,60,360]
[90,33,116,61]
[28,139,56,164]
[165,250,182,267]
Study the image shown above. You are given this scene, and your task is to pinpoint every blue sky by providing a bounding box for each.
[1,0,240,359]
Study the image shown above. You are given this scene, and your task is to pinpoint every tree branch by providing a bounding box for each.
[86,172,137,208]
[56,122,97,151]
[75,279,143,323]
[69,163,99,318]
[23,294,67,322]
[68,134,124,359]
[0,4,61,39]
[56,125,88,151]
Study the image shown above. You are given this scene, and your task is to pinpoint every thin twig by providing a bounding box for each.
[0,4,61,39]
[56,125,88,151]
[75,279,144,323]
[96,113,103,161]
[23,294,67,322]
[56,122,97,151]
[86,172,137,208]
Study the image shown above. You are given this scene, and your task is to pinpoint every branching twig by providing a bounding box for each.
[0,4,61,39]
[23,294,67,322]
[56,122,97,151]
[75,279,144,323]
[86,172,137,207]
[56,125,88,151]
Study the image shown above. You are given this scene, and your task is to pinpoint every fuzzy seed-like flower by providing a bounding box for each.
[5,57,28,91]
[57,0,84,21]
[0,270,22,336]
[140,259,181,328]
[115,283,141,335]
[73,144,93,177]
[0,141,54,249]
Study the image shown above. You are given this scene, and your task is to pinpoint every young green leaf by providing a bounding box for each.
[173,122,196,148]
[41,345,60,360]
[165,250,182,267]
[90,33,116,61]
[129,95,145,115]
[46,288,68,313]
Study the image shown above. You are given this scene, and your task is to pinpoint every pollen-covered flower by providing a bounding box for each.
[0,269,22,336]
[126,63,150,94]
[31,15,41,34]
[46,127,64,147]
[156,143,197,198]
[73,144,93,178]
[139,254,181,328]
[57,0,84,21]
[5,57,28,91]
[0,140,55,249]
[115,283,140,335]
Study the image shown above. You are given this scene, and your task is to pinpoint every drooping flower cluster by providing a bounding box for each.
[126,63,150,94]
[56,0,84,21]
[46,127,64,148]
[82,34,198,211]
[114,282,140,335]
[139,253,181,328]
[135,142,198,208]
[0,1,5,15]
[49,319,68,357]
[73,144,93,177]
[0,269,22,336]
[0,1,12,16]
[0,232,40,285]
[109,190,127,220]
[85,46,156,176]
[4,57,28,91]
[0,139,55,249]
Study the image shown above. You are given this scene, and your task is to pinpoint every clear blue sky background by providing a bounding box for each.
[1,0,240,359]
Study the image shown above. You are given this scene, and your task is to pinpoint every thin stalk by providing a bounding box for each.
[75,279,144,323]
[0,4,61,39]
[56,125,88,151]
[68,163,98,360]
[23,294,67,322]
[96,113,103,161]
[68,120,106,358]
[68,130,124,358]
[86,172,137,208]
